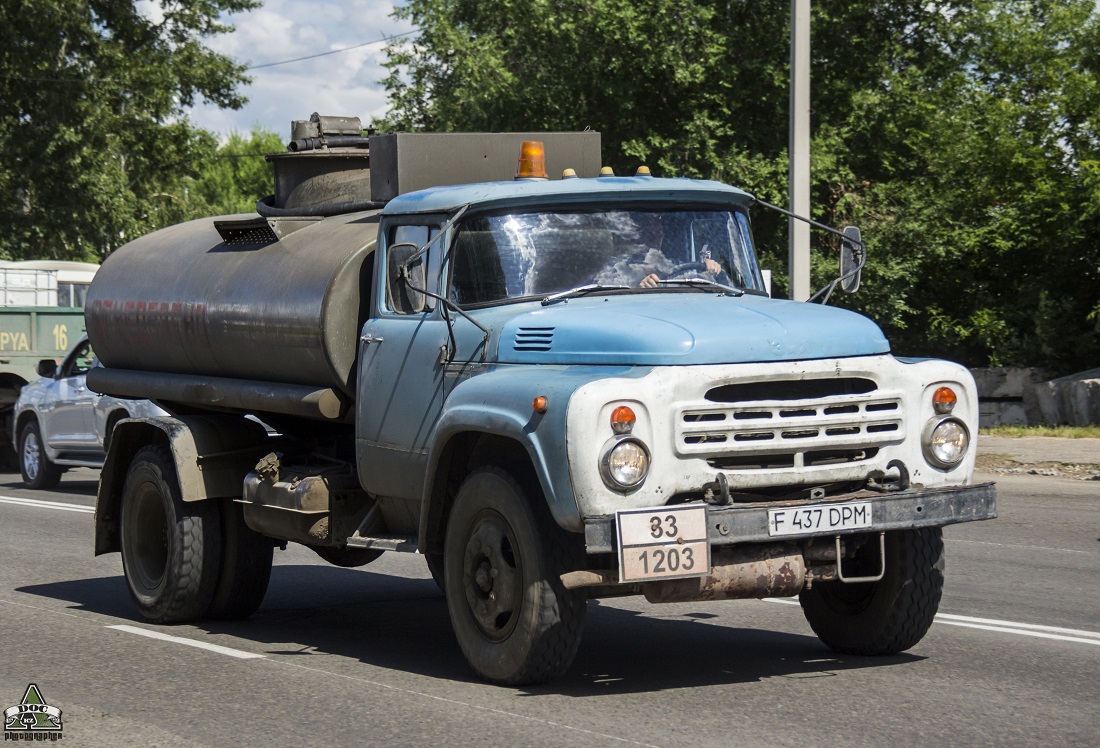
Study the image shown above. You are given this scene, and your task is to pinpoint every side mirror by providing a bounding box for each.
[839,226,863,293]
[35,359,57,378]
[387,242,427,314]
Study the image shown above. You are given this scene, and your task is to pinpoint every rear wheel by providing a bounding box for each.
[799,528,944,655]
[207,501,273,620]
[444,466,586,685]
[19,420,62,490]
[119,445,222,623]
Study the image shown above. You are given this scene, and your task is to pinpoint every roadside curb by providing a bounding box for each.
[977,436,1100,480]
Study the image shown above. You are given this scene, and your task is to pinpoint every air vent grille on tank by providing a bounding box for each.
[514,327,554,352]
[214,217,278,246]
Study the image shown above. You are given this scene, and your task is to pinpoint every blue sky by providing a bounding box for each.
[151,1,413,138]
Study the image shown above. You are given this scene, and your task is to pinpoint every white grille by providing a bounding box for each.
[677,389,904,468]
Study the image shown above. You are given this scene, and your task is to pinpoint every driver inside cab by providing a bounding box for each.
[633,212,723,288]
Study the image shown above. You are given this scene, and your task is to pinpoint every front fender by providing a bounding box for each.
[421,365,646,546]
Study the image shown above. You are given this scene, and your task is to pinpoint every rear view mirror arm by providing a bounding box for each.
[753,199,867,304]
[403,278,491,363]
[753,199,865,248]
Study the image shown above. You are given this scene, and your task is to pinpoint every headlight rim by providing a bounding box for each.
[922,415,970,470]
[599,435,651,492]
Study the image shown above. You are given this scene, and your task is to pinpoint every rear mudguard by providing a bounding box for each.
[94,415,270,555]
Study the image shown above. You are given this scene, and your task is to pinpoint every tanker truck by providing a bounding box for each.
[86,115,996,685]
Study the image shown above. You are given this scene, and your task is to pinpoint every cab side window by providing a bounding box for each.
[386,224,440,315]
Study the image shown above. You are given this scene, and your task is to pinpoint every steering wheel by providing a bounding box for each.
[667,261,735,287]
[668,261,709,276]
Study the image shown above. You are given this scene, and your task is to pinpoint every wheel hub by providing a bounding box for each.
[22,433,40,481]
[462,513,521,641]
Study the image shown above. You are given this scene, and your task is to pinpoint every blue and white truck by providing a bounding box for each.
[86,117,996,685]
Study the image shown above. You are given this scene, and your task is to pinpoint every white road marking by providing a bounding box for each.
[0,495,94,513]
[763,598,1100,646]
[107,624,266,659]
[935,613,1100,639]
[934,620,1100,646]
[948,538,1093,555]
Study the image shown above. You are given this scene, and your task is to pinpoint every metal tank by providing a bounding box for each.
[86,210,379,418]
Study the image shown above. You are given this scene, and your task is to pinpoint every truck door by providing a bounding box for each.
[356,222,449,501]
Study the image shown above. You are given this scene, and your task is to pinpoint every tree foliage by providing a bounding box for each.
[381,0,1100,374]
[189,126,284,215]
[0,0,258,261]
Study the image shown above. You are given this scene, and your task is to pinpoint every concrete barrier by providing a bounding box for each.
[973,367,1100,426]
[1024,368,1100,426]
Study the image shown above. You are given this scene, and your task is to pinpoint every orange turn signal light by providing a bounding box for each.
[516,141,548,179]
[532,395,548,414]
[933,386,957,414]
[611,405,636,434]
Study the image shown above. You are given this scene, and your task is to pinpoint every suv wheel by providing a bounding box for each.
[19,421,62,490]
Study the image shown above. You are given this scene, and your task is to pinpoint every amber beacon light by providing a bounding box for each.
[516,141,549,179]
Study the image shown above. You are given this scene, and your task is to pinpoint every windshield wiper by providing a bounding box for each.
[655,278,745,296]
[541,284,632,306]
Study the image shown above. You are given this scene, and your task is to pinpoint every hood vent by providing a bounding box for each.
[513,327,555,352]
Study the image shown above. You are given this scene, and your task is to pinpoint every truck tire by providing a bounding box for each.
[206,501,273,620]
[444,466,586,685]
[19,420,62,489]
[424,552,445,592]
[119,445,222,623]
[799,528,944,655]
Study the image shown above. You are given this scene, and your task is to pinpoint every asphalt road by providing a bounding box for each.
[1,467,1097,747]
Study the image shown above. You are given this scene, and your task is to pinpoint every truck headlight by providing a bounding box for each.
[601,437,650,491]
[923,417,969,469]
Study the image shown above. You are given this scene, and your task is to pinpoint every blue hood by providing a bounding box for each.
[493,294,890,365]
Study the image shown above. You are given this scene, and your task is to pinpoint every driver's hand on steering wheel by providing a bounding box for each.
[639,258,722,288]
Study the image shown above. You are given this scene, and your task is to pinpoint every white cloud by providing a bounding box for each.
[184,0,412,138]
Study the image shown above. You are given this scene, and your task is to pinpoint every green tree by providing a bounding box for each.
[191,126,285,215]
[380,0,1100,374]
[0,0,258,262]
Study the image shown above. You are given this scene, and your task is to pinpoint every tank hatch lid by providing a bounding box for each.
[214,215,324,245]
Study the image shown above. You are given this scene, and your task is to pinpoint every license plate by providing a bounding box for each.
[616,505,710,583]
[767,501,873,537]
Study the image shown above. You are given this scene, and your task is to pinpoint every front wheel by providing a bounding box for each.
[19,421,62,490]
[799,528,944,655]
[444,466,586,685]
[119,445,222,623]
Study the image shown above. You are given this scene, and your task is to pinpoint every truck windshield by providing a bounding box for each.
[449,208,765,306]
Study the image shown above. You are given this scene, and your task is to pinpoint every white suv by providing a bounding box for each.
[13,336,166,489]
